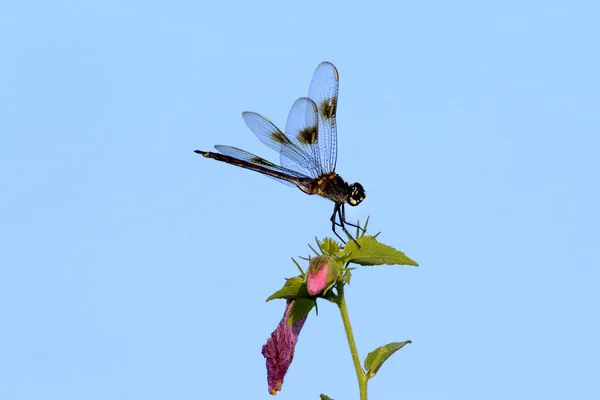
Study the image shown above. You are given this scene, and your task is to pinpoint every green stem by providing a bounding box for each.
[337,284,368,400]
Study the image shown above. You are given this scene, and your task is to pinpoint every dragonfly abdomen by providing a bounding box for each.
[196,150,304,186]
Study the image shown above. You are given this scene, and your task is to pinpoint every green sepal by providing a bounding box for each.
[266,276,308,302]
[318,237,342,256]
[321,289,338,303]
[364,340,412,378]
[288,297,315,326]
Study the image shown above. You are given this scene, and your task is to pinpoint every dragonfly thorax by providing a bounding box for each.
[297,173,365,207]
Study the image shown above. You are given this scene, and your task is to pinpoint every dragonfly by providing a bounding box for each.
[195,62,365,245]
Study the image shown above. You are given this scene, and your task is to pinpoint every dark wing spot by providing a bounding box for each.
[320,97,337,119]
[297,125,318,145]
[250,156,276,167]
[271,131,291,145]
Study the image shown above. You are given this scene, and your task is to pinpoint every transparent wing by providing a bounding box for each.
[242,99,322,178]
[281,97,323,177]
[214,145,309,187]
[308,62,339,173]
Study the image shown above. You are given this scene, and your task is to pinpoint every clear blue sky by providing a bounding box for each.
[2,1,599,399]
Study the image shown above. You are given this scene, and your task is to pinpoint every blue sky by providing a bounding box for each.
[1,1,599,399]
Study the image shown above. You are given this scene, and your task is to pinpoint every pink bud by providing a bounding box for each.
[306,256,338,296]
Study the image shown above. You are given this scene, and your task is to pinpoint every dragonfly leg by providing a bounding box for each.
[330,203,347,244]
[332,203,360,247]
[339,203,366,232]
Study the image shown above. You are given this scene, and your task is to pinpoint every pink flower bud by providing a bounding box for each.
[306,255,339,296]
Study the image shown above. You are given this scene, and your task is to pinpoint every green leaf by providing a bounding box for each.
[364,341,412,378]
[288,298,314,325]
[266,276,309,302]
[345,236,418,266]
[320,395,334,400]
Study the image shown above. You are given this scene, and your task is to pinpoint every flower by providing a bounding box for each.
[262,299,307,395]
[306,255,339,296]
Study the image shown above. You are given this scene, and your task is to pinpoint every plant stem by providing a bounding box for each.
[337,284,368,400]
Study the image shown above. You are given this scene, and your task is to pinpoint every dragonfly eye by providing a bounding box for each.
[348,183,365,206]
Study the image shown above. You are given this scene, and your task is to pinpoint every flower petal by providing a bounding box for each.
[262,299,307,395]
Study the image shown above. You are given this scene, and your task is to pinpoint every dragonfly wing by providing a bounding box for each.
[308,62,339,173]
[214,145,309,187]
[281,97,324,177]
[242,111,321,178]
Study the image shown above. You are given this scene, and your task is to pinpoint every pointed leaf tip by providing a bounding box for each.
[346,237,418,266]
[266,276,308,302]
[364,341,412,378]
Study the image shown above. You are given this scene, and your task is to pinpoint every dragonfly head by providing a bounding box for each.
[348,182,365,206]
